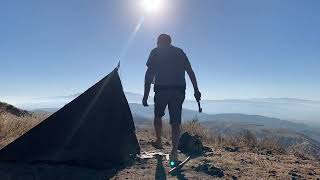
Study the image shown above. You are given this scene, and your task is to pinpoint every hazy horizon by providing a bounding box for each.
[2,91,319,127]
[2,90,320,107]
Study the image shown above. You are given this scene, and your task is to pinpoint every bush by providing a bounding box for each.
[257,137,286,154]
[142,118,288,155]
[239,129,257,150]
[182,118,219,144]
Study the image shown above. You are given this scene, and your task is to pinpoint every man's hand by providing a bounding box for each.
[194,89,201,101]
[143,67,154,107]
[142,96,149,107]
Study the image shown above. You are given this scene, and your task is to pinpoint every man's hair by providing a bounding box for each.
[157,34,171,46]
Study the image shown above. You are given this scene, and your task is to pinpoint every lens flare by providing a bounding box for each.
[141,0,163,14]
[170,161,175,167]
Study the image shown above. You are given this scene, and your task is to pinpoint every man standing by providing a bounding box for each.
[142,34,201,164]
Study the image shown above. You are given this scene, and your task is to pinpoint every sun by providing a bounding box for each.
[141,0,163,14]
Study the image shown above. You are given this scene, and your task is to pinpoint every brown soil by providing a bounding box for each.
[112,129,320,180]
[0,128,320,180]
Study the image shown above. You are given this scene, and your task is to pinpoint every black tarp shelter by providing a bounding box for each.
[0,68,140,168]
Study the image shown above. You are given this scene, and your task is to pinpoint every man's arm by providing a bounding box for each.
[143,67,155,106]
[183,50,201,101]
[143,49,156,106]
[186,66,201,101]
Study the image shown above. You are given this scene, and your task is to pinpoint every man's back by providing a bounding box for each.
[147,45,191,89]
[143,34,201,165]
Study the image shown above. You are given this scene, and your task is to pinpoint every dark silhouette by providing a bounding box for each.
[143,34,201,164]
[175,170,188,180]
[154,154,188,180]
[0,68,140,169]
[155,155,167,180]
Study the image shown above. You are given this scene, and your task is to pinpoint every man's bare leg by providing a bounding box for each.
[153,116,163,148]
[170,123,181,162]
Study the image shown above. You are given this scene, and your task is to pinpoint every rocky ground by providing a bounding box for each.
[112,129,320,180]
[0,128,320,179]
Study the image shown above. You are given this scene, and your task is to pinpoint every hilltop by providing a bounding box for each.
[113,127,320,179]
[1,122,319,179]
[0,101,31,117]
[0,102,44,148]
[0,101,319,179]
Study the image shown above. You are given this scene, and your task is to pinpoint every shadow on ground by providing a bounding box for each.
[155,155,167,180]
[0,160,135,180]
[155,155,188,180]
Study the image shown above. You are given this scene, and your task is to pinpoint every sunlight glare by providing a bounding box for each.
[141,0,163,14]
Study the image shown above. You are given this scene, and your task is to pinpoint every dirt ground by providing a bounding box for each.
[0,128,320,180]
[113,129,320,180]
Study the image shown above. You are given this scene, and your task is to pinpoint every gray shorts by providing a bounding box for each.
[154,90,185,125]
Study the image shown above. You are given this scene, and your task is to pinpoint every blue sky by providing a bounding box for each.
[1,0,319,102]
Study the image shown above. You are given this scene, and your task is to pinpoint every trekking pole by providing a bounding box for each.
[197,99,202,113]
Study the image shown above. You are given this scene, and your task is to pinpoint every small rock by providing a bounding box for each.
[269,170,277,177]
[290,172,298,177]
[204,152,214,157]
[224,147,240,152]
[289,169,302,179]
[308,170,316,176]
[240,159,246,164]
[232,175,238,180]
[258,149,273,156]
[193,162,224,178]
[203,146,213,153]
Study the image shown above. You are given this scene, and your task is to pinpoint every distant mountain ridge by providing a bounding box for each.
[26,103,320,144]
[9,91,320,127]
[127,104,320,143]
[203,113,320,142]
[183,98,320,127]
[0,101,31,117]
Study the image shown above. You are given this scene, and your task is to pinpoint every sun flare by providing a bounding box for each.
[141,0,163,14]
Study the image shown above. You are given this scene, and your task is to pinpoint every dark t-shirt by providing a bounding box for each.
[146,45,191,90]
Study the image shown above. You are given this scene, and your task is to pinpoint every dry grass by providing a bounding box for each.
[0,113,45,148]
[0,114,319,179]
[162,119,288,156]
[133,128,320,180]
[257,137,286,154]
[0,113,313,160]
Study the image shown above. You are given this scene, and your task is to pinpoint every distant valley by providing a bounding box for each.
[13,92,320,127]
[17,92,319,144]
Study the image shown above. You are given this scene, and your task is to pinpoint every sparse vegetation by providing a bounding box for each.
[1,112,315,160]
[257,137,286,155]
[120,127,320,179]
[0,102,31,117]
[0,113,45,148]
[178,119,287,155]
[182,118,210,139]
[0,109,319,179]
